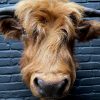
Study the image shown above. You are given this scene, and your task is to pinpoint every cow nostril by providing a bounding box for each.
[34,77,39,87]
[34,77,47,96]
[57,79,69,95]
[34,77,44,88]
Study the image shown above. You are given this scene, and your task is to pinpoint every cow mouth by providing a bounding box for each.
[40,93,69,100]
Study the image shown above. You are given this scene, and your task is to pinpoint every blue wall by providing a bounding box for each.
[0,0,100,100]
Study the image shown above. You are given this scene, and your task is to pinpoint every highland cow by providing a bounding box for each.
[0,0,100,100]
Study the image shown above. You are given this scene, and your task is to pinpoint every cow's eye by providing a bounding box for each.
[61,29,68,34]
[69,13,77,25]
[40,16,48,24]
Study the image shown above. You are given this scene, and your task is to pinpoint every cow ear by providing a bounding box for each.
[76,20,100,41]
[0,16,24,40]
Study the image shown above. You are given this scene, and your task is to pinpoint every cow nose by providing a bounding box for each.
[34,78,69,97]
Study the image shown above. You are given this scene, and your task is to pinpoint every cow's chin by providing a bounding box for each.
[30,87,71,100]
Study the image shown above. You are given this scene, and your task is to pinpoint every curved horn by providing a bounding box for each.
[0,6,16,17]
[84,7,100,17]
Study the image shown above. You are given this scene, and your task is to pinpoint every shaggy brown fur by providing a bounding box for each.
[0,0,100,100]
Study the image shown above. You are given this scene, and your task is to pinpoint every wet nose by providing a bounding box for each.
[34,78,69,97]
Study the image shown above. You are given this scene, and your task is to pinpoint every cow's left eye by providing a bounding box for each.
[40,16,48,24]
[61,29,68,34]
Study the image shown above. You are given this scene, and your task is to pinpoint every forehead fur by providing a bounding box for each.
[15,0,84,44]
[15,0,83,23]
